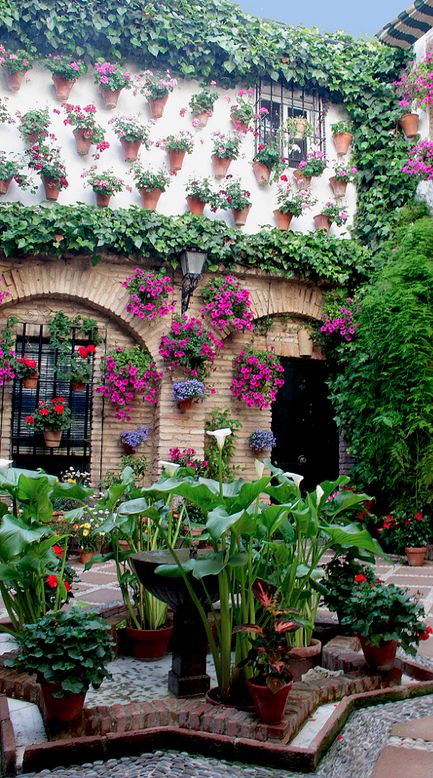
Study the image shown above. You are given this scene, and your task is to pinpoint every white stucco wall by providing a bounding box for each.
[0,64,356,236]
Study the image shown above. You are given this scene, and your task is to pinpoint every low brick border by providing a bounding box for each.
[0,694,15,776]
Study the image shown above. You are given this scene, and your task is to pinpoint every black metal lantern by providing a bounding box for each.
[179,248,207,314]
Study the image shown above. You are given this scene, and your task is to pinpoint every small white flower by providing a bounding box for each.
[0,459,12,467]
[159,460,181,477]
[254,459,265,479]
[283,471,304,489]
[206,428,232,451]
[316,485,324,505]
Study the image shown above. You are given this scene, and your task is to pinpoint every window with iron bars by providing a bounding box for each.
[256,82,326,167]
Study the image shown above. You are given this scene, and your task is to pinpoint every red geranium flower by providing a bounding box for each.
[53,404,64,414]
[46,575,58,588]
[25,415,34,424]
[354,574,367,583]
[419,626,433,640]
[77,346,88,358]
[39,407,49,416]
[52,545,63,556]
[414,512,424,521]
[64,581,71,592]
[86,344,96,353]
[52,397,65,402]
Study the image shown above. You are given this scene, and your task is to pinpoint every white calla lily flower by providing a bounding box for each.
[283,471,304,489]
[159,460,181,478]
[316,484,324,505]
[206,428,232,451]
[254,459,266,479]
[0,460,12,467]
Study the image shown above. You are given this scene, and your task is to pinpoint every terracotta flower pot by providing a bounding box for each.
[120,138,142,162]
[177,398,194,413]
[79,550,94,565]
[405,546,426,567]
[22,373,39,389]
[167,149,186,171]
[139,187,162,210]
[73,128,93,156]
[293,169,312,188]
[230,116,249,133]
[232,205,251,226]
[71,381,86,392]
[332,131,353,155]
[211,155,232,178]
[246,677,293,724]
[40,682,86,722]
[186,196,206,215]
[99,86,121,109]
[193,111,212,127]
[125,623,173,661]
[252,160,271,185]
[24,131,41,145]
[288,638,322,681]
[122,442,137,456]
[42,178,60,201]
[273,209,293,230]
[359,637,398,672]
[329,176,348,198]
[43,429,63,448]
[314,214,331,233]
[4,69,25,92]
[0,178,12,195]
[95,192,112,208]
[147,94,168,119]
[52,74,75,101]
[399,113,419,138]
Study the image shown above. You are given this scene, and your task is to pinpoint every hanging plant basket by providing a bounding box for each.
[186,196,206,215]
[313,214,331,233]
[193,111,212,127]
[95,192,111,208]
[293,169,312,188]
[167,149,186,171]
[329,176,348,198]
[232,205,251,226]
[252,161,271,185]
[71,381,86,392]
[52,74,75,101]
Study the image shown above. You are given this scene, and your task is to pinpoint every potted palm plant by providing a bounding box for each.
[131,165,170,209]
[26,397,72,447]
[45,55,87,100]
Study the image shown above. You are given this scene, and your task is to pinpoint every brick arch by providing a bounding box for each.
[248,277,324,323]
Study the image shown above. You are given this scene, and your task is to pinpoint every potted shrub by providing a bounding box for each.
[217,177,252,226]
[314,201,348,233]
[159,316,223,380]
[119,424,150,455]
[342,577,429,671]
[248,429,276,455]
[18,108,50,144]
[138,70,177,119]
[211,132,241,178]
[96,345,162,420]
[45,55,87,100]
[172,379,206,412]
[252,141,282,185]
[69,344,95,391]
[85,168,124,208]
[185,177,216,214]
[158,130,194,171]
[122,268,175,320]
[0,48,32,91]
[63,104,105,156]
[230,91,255,133]
[321,554,376,624]
[293,151,326,186]
[189,88,218,127]
[0,152,33,196]
[231,348,285,409]
[26,397,72,447]
[331,120,353,155]
[94,60,132,108]
[131,165,170,209]
[26,143,69,201]
[200,275,254,331]
[6,607,114,721]
[110,115,151,161]
[378,510,431,566]
[15,355,39,389]
[329,164,357,198]
[274,177,316,230]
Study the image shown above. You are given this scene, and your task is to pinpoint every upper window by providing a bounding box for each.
[256,82,326,168]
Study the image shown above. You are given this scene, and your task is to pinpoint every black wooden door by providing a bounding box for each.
[271,358,338,491]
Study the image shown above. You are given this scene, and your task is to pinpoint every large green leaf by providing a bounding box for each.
[16,475,53,523]
[206,506,256,540]
[321,522,384,556]
[0,515,47,561]
[50,481,93,503]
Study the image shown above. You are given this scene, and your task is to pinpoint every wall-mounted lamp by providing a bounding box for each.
[179,248,207,314]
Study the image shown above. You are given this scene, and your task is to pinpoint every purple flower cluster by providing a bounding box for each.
[201,276,254,332]
[248,428,276,452]
[120,424,150,448]
[96,347,162,421]
[231,349,285,409]
[320,303,360,342]
[395,53,433,110]
[159,316,223,380]
[172,379,206,402]
[401,140,433,180]
[122,268,175,320]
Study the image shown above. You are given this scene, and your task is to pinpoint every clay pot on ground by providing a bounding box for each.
[167,149,186,171]
[313,214,331,234]
[399,113,419,138]
[293,169,312,188]
[332,132,353,155]
[4,70,25,92]
[95,192,112,208]
[212,155,232,178]
[186,196,206,215]
[99,86,121,109]
[71,382,86,392]
[147,95,168,119]
[329,176,348,198]
[52,74,75,101]
[22,373,39,390]
[246,676,293,724]
[39,682,86,722]
[194,111,212,127]
[120,138,142,162]
[405,546,426,567]
[359,637,398,672]
[273,209,293,230]
[232,205,251,226]
[43,429,63,448]
[139,187,162,210]
[125,623,173,661]
[288,638,322,681]
[73,128,93,156]
[79,550,94,565]
[177,398,194,413]
[252,161,271,185]
[42,178,60,202]
[0,178,12,196]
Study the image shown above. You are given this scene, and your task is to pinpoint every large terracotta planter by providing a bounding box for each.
[43,429,63,448]
[147,95,168,119]
[167,149,186,171]
[329,176,348,198]
[52,74,75,101]
[246,677,293,724]
[42,178,60,201]
[273,209,293,230]
[22,372,39,389]
[99,86,121,109]
[252,161,271,185]
[95,192,112,208]
[288,638,322,681]
[359,637,398,672]
[73,128,93,156]
[139,187,163,210]
[314,214,331,233]
[125,623,173,661]
[405,546,426,567]
[4,69,25,92]
[0,178,12,196]
[332,131,353,155]
[212,155,232,178]
[40,682,86,722]
[186,196,206,215]
[293,169,312,188]
[120,138,142,162]
[232,205,251,226]
[399,113,419,138]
